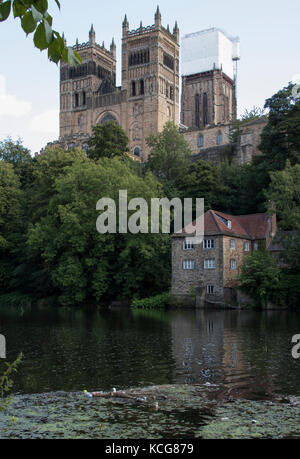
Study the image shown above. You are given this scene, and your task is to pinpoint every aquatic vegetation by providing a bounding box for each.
[0,385,299,439]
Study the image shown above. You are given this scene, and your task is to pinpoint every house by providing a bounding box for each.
[171,209,277,306]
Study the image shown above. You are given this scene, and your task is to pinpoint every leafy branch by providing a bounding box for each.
[0,1,81,64]
[0,352,23,412]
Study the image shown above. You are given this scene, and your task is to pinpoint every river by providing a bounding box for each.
[0,306,299,438]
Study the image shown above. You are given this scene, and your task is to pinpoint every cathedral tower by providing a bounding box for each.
[121,7,180,159]
[59,25,117,141]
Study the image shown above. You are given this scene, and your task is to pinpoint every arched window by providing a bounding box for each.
[203,93,208,126]
[133,147,141,157]
[74,93,79,108]
[195,94,200,128]
[131,81,136,97]
[217,131,223,145]
[198,134,204,147]
[82,90,86,106]
[140,79,144,95]
[100,113,117,125]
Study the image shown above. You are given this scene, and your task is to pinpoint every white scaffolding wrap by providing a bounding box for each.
[181,28,240,80]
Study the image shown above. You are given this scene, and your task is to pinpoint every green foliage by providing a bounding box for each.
[259,83,300,171]
[266,161,300,268]
[0,1,81,64]
[26,156,171,305]
[238,251,281,307]
[131,292,172,309]
[87,122,129,160]
[0,137,35,187]
[0,353,23,412]
[146,122,191,196]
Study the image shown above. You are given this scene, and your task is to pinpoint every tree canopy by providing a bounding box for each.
[87,122,129,160]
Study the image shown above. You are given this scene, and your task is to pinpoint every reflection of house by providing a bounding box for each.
[171,209,277,306]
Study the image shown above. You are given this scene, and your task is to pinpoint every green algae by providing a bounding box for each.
[0,385,299,439]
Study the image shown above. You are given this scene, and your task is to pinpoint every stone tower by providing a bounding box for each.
[121,6,180,159]
[57,9,180,161]
[59,25,117,142]
[181,69,236,128]
[180,28,238,129]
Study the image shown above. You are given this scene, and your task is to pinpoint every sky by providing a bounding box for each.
[0,0,299,154]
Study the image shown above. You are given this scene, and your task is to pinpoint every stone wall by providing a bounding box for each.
[234,118,267,164]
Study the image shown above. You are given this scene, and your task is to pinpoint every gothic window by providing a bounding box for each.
[198,134,204,147]
[133,147,141,157]
[74,93,79,108]
[217,131,223,145]
[82,90,86,106]
[203,93,208,126]
[131,81,136,97]
[195,94,200,128]
[129,49,150,67]
[163,53,174,70]
[140,79,144,95]
[165,85,169,98]
[100,113,117,124]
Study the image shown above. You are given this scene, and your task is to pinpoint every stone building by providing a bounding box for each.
[234,117,268,164]
[58,7,179,161]
[53,10,267,166]
[171,209,277,307]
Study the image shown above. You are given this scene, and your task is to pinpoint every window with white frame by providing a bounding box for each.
[230,239,236,249]
[204,259,216,269]
[206,285,214,294]
[183,238,195,250]
[203,239,215,249]
[230,259,237,270]
[183,260,195,270]
[244,241,250,252]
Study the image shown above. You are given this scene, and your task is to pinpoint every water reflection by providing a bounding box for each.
[0,306,299,398]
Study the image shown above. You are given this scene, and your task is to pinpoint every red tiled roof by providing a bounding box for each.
[174,209,271,240]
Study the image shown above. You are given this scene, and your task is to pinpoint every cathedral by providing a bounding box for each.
[56,7,266,164]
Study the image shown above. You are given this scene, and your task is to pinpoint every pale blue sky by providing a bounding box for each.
[0,0,299,153]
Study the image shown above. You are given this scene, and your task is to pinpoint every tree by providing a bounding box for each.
[265,161,300,269]
[26,157,171,305]
[146,121,191,196]
[0,0,81,64]
[0,137,35,187]
[87,121,129,160]
[259,83,300,171]
[238,250,281,307]
[0,162,23,292]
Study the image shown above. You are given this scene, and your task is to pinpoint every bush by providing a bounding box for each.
[131,292,173,310]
